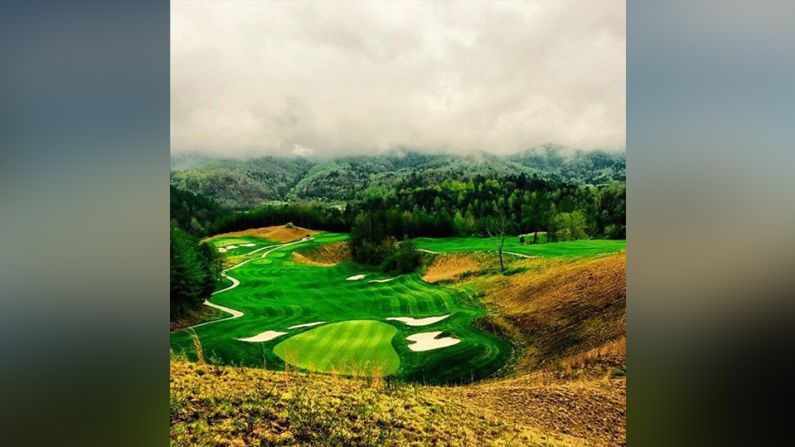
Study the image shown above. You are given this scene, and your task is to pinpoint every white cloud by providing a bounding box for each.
[171,0,625,157]
[291,144,314,158]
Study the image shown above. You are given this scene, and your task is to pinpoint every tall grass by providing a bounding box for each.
[188,328,205,364]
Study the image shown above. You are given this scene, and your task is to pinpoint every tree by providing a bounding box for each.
[487,209,510,272]
[382,240,421,274]
[453,211,467,236]
[170,227,205,319]
[196,241,223,298]
[550,211,588,241]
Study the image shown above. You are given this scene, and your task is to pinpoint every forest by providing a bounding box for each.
[170,154,625,319]
[172,174,625,241]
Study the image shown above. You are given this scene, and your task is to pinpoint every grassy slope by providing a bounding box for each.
[454,254,626,375]
[171,229,626,446]
[171,360,598,447]
[171,231,512,384]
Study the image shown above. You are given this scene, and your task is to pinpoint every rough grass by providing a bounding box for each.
[170,305,227,332]
[421,253,489,284]
[477,254,626,373]
[170,359,602,447]
[210,224,318,243]
[292,241,350,266]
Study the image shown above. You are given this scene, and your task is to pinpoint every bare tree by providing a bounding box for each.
[487,209,510,272]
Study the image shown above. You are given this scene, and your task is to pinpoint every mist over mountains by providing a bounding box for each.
[171,145,625,208]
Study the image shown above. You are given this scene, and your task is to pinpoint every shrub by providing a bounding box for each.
[381,240,421,274]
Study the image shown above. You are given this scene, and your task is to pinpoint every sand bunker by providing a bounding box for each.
[386,314,450,326]
[240,243,256,247]
[237,330,287,343]
[346,274,366,281]
[287,321,326,329]
[406,331,461,352]
[368,277,398,283]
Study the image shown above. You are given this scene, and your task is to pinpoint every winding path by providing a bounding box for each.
[189,237,313,329]
[504,251,535,259]
[417,249,440,255]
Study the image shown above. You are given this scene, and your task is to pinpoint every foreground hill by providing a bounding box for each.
[171,359,623,447]
[170,147,625,208]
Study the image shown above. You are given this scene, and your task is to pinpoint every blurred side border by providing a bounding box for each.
[1,1,793,446]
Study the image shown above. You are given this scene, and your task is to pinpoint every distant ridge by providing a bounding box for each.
[170,147,625,208]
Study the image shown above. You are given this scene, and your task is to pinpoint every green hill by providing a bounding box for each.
[170,148,625,208]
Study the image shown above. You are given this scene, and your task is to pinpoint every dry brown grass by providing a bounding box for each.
[558,337,626,374]
[450,373,626,447]
[188,329,205,365]
[480,253,626,373]
[211,224,318,243]
[170,359,598,447]
[292,242,350,266]
[421,253,488,284]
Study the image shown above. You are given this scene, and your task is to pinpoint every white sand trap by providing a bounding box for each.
[224,244,238,249]
[386,314,450,326]
[406,331,461,352]
[237,330,287,343]
[240,243,256,247]
[368,277,398,283]
[287,321,326,329]
[346,274,366,281]
[217,248,227,253]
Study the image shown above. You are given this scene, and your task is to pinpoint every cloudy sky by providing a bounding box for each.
[171,0,625,158]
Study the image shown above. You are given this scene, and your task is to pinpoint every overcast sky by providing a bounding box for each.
[171,1,625,158]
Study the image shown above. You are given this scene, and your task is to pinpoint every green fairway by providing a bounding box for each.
[413,236,625,258]
[171,231,512,384]
[273,320,400,376]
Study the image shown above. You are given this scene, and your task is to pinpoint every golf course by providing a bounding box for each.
[170,227,626,384]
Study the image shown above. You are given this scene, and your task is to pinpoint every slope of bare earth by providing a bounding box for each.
[210,224,318,243]
[476,254,626,375]
[421,253,494,284]
[292,242,350,266]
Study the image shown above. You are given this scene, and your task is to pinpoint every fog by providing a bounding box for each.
[172,1,625,158]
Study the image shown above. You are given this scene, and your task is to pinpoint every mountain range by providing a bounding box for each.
[171,145,625,208]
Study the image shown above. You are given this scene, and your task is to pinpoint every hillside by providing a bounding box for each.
[170,247,626,446]
[170,156,313,208]
[170,148,625,208]
[171,358,624,447]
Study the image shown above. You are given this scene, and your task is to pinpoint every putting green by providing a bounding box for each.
[273,320,400,376]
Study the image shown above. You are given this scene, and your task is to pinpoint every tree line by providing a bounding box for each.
[192,174,625,241]
[170,174,625,319]
[170,187,225,320]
